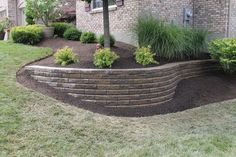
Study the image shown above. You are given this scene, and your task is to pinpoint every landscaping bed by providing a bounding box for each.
[35,38,210,69]
[15,39,235,116]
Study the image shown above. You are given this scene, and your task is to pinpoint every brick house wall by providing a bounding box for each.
[228,0,236,37]
[7,0,17,25]
[76,0,236,45]
[193,0,229,38]
[76,0,140,45]
[0,0,25,25]
[76,0,193,45]
[140,0,193,26]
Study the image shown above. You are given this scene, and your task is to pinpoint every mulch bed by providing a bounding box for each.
[35,38,209,69]
[17,38,236,117]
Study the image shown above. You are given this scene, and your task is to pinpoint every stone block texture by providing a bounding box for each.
[25,60,219,108]
[76,0,236,45]
[193,0,229,38]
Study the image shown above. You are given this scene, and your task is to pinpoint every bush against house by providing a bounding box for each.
[209,38,236,74]
[133,16,208,60]
[63,27,82,41]
[51,22,74,37]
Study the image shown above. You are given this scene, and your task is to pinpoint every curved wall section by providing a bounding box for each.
[25,60,219,108]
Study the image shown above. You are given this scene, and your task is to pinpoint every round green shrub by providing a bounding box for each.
[93,48,119,68]
[134,46,159,66]
[209,38,236,74]
[63,28,82,41]
[98,34,116,47]
[80,32,96,43]
[50,22,74,37]
[54,46,79,66]
[11,25,43,45]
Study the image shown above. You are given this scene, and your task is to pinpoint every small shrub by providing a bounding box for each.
[63,27,82,41]
[93,48,119,68]
[209,38,236,74]
[80,32,96,43]
[134,46,159,66]
[51,22,74,37]
[98,34,116,47]
[54,46,79,66]
[11,25,43,45]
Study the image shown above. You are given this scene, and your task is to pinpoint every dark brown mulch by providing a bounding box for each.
[35,38,144,69]
[17,69,236,117]
[35,38,209,69]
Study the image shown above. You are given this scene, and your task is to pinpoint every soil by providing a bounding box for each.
[16,38,236,117]
[35,38,209,69]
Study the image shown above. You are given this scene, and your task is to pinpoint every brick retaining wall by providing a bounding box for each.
[25,60,219,108]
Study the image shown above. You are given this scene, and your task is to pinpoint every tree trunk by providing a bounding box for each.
[103,0,110,48]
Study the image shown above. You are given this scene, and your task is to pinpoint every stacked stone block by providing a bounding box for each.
[25,60,219,108]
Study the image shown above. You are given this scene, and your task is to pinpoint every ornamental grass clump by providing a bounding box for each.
[133,16,208,60]
[93,48,119,68]
[54,46,79,66]
[209,38,236,74]
[134,46,159,66]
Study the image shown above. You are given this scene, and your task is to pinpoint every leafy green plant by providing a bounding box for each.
[63,28,82,41]
[54,46,79,66]
[0,18,13,31]
[25,0,61,27]
[25,12,35,25]
[11,25,43,45]
[98,34,116,47]
[134,46,159,66]
[93,48,119,68]
[80,32,96,43]
[209,38,236,74]
[133,16,208,60]
[51,22,74,37]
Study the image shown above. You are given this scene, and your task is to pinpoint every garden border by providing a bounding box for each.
[24,59,220,108]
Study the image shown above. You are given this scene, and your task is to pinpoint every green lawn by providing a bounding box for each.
[0,41,236,157]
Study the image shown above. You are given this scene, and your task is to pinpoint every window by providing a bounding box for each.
[92,0,116,9]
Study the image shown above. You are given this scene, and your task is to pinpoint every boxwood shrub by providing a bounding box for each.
[98,34,116,47]
[11,25,43,45]
[80,32,96,43]
[63,27,82,41]
[93,48,119,68]
[51,22,74,37]
[209,38,236,74]
[134,46,159,66]
[54,46,79,66]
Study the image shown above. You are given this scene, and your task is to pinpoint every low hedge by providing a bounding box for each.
[98,34,116,47]
[63,27,82,41]
[51,22,74,37]
[80,32,96,43]
[209,38,236,74]
[93,48,119,68]
[11,25,43,45]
